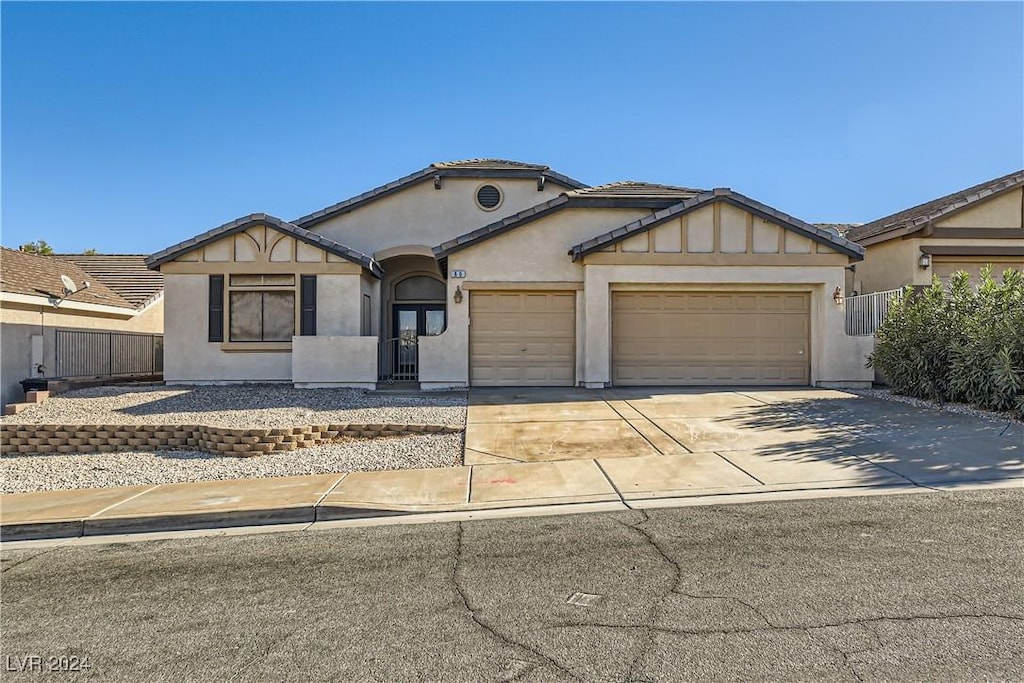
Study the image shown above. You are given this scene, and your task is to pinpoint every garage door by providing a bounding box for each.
[470,291,575,386]
[933,259,1024,284]
[612,291,810,386]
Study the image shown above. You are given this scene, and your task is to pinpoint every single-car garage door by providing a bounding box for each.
[612,291,810,386]
[470,291,575,386]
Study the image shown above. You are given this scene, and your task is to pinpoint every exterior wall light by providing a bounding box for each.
[833,286,844,305]
[453,286,463,304]
[433,174,442,190]
[919,252,931,269]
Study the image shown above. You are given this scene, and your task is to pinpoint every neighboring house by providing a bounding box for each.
[846,170,1024,294]
[147,159,871,390]
[0,249,163,406]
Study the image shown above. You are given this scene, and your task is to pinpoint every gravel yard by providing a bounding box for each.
[0,384,467,429]
[0,385,467,493]
[1,432,464,493]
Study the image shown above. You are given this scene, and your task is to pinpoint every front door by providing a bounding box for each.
[391,305,446,380]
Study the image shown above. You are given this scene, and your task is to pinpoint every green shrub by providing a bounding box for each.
[869,267,1024,419]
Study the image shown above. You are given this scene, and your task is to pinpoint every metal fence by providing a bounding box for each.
[55,330,163,379]
[845,289,903,336]
[378,336,418,382]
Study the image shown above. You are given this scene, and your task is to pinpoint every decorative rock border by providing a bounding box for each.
[0,423,463,458]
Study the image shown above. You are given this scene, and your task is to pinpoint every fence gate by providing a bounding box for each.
[54,330,163,378]
[844,289,903,336]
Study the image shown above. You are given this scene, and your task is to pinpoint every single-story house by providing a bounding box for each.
[147,159,873,390]
[846,170,1024,294]
[0,249,164,406]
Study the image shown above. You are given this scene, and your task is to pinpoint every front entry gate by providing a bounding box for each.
[378,304,445,383]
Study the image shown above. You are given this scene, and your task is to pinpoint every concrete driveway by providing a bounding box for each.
[465,387,1024,497]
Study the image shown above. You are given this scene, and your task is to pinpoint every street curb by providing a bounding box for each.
[4,478,1020,543]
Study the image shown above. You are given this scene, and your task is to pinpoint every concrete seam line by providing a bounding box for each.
[86,485,163,519]
[712,451,767,486]
[465,465,474,505]
[604,399,665,455]
[592,459,632,509]
[733,390,774,406]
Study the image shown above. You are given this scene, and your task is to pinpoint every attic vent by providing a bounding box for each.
[475,184,503,211]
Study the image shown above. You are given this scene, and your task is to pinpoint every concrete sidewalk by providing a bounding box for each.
[3,445,1022,541]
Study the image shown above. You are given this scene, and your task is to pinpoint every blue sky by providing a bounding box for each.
[2,2,1022,254]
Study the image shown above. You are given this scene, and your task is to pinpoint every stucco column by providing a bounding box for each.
[582,266,610,388]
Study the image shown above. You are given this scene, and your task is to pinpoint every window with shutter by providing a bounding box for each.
[208,275,224,342]
[300,275,317,336]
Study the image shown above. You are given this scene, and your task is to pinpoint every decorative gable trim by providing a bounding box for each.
[146,213,383,278]
[569,189,864,261]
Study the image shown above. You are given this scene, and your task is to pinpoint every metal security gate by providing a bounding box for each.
[378,336,418,382]
[55,330,163,379]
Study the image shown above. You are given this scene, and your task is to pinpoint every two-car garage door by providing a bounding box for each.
[470,291,575,386]
[612,291,810,386]
[468,289,810,387]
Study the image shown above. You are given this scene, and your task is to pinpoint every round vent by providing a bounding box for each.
[475,184,502,210]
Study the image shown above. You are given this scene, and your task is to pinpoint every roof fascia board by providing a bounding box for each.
[433,196,570,258]
[295,165,586,229]
[0,291,138,317]
[920,245,1024,257]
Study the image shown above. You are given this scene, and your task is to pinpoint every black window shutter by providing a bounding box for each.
[300,275,317,336]
[208,275,224,342]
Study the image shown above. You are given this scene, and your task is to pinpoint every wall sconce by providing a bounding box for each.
[453,286,463,304]
[833,286,843,305]
[433,174,442,190]
[918,252,931,270]
[537,175,545,191]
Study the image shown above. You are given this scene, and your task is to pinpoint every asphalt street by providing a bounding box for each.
[2,488,1022,682]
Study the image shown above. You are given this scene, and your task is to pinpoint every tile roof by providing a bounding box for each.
[814,223,862,238]
[56,254,164,308]
[0,247,135,309]
[846,169,1024,243]
[146,213,384,277]
[433,181,702,258]
[569,188,865,261]
[293,159,587,228]
[569,181,703,199]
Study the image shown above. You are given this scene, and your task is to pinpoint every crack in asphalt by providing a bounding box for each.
[529,612,1024,639]
[804,622,884,682]
[451,522,581,683]
[618,510,683,682]
[0,548,59,575]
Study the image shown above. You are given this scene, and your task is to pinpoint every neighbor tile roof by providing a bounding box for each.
[146,213,384,277]
[433,181,703,258]
[569,181,703,199]
[1,247,135,309]
[570,188,865,261]
[293,159,587,228]
[56,254,164,308]
[814,223,862,238]
[846,169,1024,243]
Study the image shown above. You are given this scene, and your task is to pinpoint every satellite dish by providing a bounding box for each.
[60,274,78,295]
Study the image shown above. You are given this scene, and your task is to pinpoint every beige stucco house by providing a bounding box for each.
[0,249,164,406]
[147,159,873,390]
[846,170,1024,294]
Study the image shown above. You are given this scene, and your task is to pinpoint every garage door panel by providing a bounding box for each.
[933,260,1023,283]
[470,291,575,387]
[613,291,810,386]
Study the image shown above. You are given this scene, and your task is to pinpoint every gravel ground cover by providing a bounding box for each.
[1,432,464,493]
[0,384,467,429]
[847,387,1024,425]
